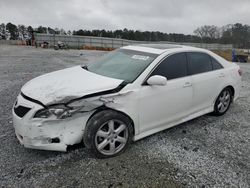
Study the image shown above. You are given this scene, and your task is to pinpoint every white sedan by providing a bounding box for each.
[13,44,242,158]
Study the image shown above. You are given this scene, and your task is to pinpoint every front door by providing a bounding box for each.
[138,52,193,133]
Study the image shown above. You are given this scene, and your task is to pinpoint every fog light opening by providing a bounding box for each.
[51,137,60,143]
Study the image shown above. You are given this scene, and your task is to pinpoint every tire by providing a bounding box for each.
[83,110,133,158]
[213,88,232,116]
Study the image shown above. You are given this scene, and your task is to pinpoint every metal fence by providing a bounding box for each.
[0,40,22,45]
[1,33,232,51]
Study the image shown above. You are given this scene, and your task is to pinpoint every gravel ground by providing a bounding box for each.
[0,45,249,188]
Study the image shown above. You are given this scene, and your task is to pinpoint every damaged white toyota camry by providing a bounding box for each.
[13,44,242,158]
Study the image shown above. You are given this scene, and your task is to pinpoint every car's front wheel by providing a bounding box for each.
[83,110,133,158]
[213,88,232,116]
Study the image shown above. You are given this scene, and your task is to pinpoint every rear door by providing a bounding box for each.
[138,53,193,133]
[187,52,224,113]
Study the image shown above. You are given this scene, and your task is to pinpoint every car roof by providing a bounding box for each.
[138,43,183,49]
[121,43,231,68]
[121,44,200,54]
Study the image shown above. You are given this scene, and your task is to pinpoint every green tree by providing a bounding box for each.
[0,23,6,39]
[18,25,28,39]
[26,26,34,39]
[37,26,47,33]
[6,22,18,40]
[231,23,250,48]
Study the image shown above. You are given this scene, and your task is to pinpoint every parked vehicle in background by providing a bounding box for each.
[40,41,49,48]
[235,55,248,63]
[232,49,248,63]
[12,44,242,158]
[54,41,68,50]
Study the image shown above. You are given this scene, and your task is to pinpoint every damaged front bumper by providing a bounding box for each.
[12,94,93,151]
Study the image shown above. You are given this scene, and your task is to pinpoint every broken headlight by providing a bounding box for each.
[34,105,73,119]
[33,99,102,119]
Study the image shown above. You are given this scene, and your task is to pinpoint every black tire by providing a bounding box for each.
[83,110,133,158]
[213,87,232,116]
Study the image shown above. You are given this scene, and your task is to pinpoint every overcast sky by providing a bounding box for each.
[0,0,250,34]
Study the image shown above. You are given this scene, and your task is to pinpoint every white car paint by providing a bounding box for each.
[13,93,92,151]
[21,66,123,105]
[138,76,193,133]
[13,45,241,152]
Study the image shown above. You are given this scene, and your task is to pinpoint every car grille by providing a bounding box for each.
[14,105,31,118]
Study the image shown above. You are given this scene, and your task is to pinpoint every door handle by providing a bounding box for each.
[219,73,225,78]
[183,82,192,88]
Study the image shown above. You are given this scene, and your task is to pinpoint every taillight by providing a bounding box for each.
[238,69,242,76]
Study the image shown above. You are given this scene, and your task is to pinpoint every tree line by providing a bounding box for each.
[0,22,249,48]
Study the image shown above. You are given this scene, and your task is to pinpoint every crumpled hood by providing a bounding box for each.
[21,66,124,105]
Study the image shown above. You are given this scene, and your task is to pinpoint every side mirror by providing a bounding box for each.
[147,75,167,86]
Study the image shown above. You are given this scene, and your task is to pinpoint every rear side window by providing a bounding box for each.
[211,57,223,70]
[150,53,188,80]
[187,52,213,75]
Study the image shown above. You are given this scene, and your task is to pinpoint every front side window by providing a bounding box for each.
[187,52,213,75]
[150,53,188,80]
[87,49,158,83]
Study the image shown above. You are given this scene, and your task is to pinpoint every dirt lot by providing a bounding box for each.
[0,45,249,188]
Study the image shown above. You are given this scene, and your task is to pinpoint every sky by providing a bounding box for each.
[0,0,250,34]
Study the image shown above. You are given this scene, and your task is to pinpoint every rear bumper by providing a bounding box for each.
[12,94,93,152]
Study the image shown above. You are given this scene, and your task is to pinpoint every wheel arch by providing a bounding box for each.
[86,106,135,136]
[213,85,235,116]
[224,85,235,99]
[213,85,235,105]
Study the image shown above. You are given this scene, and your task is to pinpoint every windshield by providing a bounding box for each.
[87,49,158,83]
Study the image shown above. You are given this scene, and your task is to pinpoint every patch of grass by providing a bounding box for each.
[213,50,232,61]
[82,45,115,51]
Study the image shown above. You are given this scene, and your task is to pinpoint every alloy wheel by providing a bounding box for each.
[95,119,128,156]
[217,90,231,113]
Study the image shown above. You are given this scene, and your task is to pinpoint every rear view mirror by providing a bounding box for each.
[147,75,167,86]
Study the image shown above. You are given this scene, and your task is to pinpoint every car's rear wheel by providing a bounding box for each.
[213,88,232,116]
[83,110,133,158]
